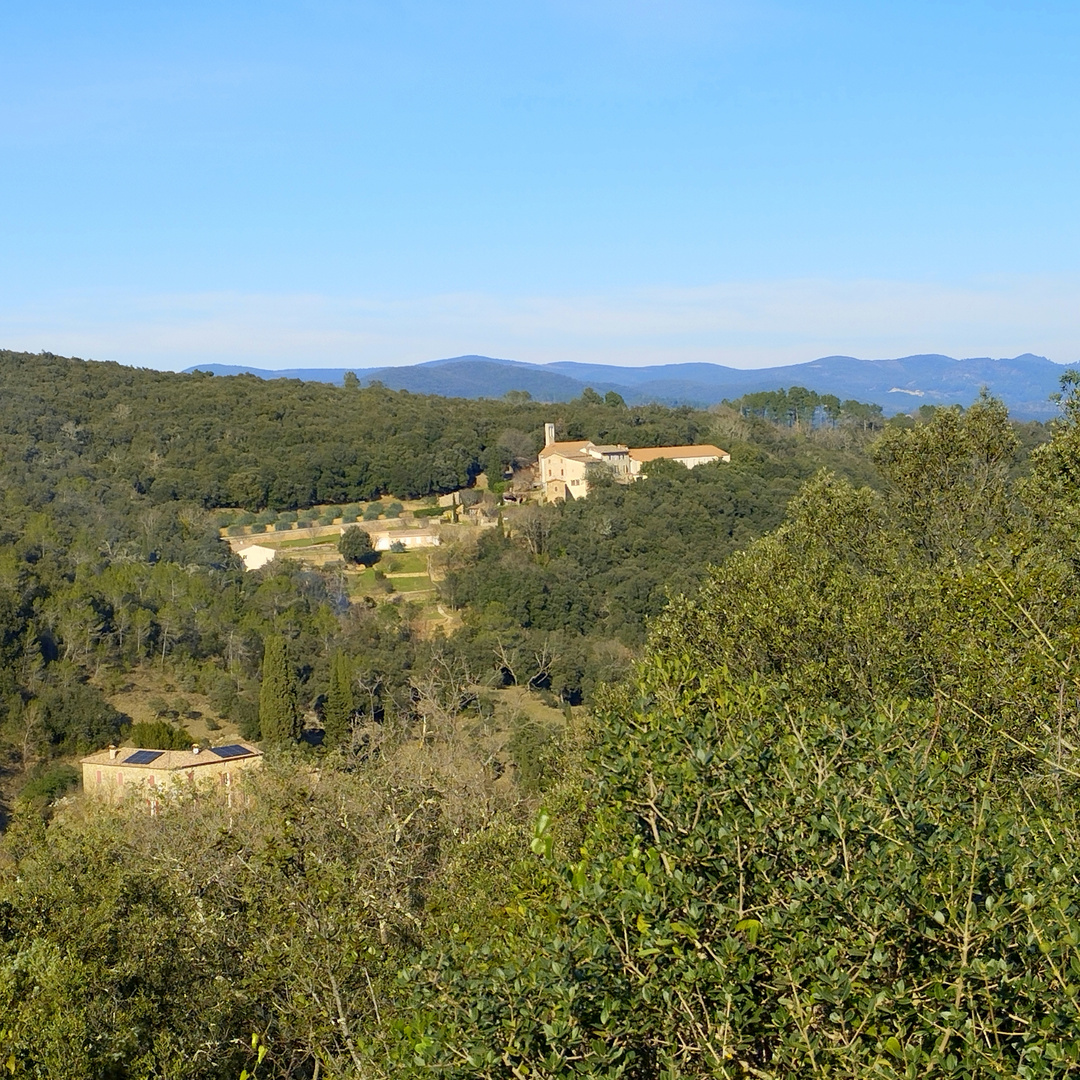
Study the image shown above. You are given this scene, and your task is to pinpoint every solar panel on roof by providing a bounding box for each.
[123,749,164,765]
[210,744,250,759]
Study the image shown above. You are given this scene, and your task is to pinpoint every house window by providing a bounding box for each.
[96,769,102,785]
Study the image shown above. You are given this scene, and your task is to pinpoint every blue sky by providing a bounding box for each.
[2,1,1078,370]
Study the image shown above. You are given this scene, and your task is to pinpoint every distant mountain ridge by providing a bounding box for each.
[184,352,1071,419]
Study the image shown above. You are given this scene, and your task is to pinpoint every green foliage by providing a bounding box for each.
[404,669,1080,1078]
[506,713,560,793]
[385,501,404,519]
[258,635,303,744]
[727,384,885,430]
[872,392,1019,561]
[127,720,193,750]
[17,763,79,806]
[0,762,477,1079]
[235,695,261,741]
[322,651,355,749]
[38,681,127,755]
[1,353,1072,1077]
[0,350,726,513]
[1020,369,1080,564]
[339,524,378,565]
[447,441,876,655]
[389,393,1078,1076]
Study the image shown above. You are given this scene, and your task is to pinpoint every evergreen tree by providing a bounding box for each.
[323,651,355,749]
[258,635,302,744]
[339,525,377,565]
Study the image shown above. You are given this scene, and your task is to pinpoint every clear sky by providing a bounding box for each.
[2,1,1078,370]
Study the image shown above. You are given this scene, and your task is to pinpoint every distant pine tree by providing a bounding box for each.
[323,651,355,749]
[258,635,302,744]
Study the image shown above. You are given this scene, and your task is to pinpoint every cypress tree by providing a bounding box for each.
[258,634,302,744]
[323,651,355,749]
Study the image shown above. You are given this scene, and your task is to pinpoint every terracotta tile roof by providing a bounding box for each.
[539,440,591,458]
[628,444,728,462]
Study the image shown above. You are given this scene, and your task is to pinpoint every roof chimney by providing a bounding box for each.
[191,743,201,755]
[544,423,555,447]
[108,744,118,760]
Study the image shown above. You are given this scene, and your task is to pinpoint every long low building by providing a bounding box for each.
[231,522,441,570]
[538,423,730,502]
[627,445,731,472]
[82,741,263,804]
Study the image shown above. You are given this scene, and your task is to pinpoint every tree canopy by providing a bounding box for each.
[2,351,1077,1078]
[338,524,377,565]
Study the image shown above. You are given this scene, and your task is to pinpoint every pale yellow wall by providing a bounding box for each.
[83,755,262,801]
[628,452,725,476]
[542,452,590,501]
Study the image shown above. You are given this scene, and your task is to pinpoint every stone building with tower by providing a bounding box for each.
[537,421,730,502]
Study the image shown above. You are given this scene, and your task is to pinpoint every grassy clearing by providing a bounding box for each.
[389,576,434,593]
[345,569,433,595]
[381,551,428,574]
[347,569,378,594]
[94,667,244,743]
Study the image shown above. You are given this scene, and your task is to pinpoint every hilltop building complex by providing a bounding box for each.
[538,422,730,502]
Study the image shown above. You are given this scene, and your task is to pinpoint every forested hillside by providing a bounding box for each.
[0,349,894,753]
[0,350,711,508]
[2,349,1078,1078]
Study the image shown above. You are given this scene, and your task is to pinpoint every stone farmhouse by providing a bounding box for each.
[538,423,730,502]
[81,741,263,808]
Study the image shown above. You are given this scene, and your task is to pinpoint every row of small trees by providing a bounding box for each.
[223,503,406,535]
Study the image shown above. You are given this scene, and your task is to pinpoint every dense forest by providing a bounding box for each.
[1,350,1078,1078]
[0,349,716,508]
[0,350,909,754]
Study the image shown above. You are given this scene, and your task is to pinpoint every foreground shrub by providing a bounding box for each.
[405,665,1080,1078]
